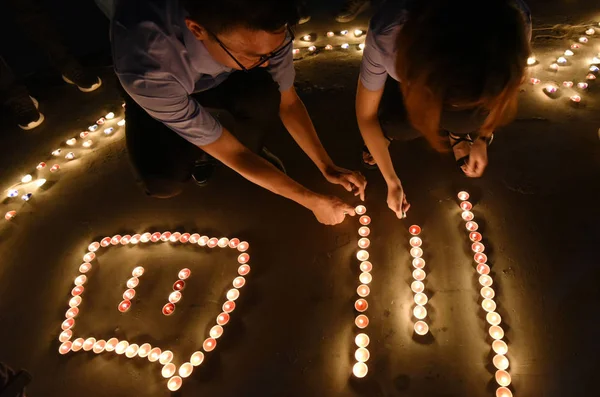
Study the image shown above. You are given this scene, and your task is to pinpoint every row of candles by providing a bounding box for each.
[456,191,513,397]
[294,28,366,56]
[353,205,371,378]
[162,268,192,316]
[3,109,124,221]
[528,25,599,104]
[58,231,250,391]
[408,225,429,335]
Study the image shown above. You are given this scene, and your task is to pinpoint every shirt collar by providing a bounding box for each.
[181,16,234,76]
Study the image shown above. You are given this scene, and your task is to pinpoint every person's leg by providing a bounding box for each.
[0,55,44,130]
[336,0,371,23]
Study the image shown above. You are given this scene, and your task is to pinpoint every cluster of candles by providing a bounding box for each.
[352,205,372,378]
[408,225,429,335]
[3,109,124,222]
[456,191,513,397]
[118,266,145,313]
[293,28,366,56]
[163,268,191,315]
[58,231,251,392]
[528,24,599,104]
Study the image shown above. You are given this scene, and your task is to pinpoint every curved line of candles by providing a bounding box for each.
[408,225,429,336]
[353,205,371,379]
[117,265,145,313]
[457,191,514,397]
[58,232,250,392]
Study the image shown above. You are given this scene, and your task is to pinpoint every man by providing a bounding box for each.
[111,0,366,225]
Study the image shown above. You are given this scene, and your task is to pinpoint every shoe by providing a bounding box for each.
[61,62,102,92]
[192,155,217,186]
[335,0,370,23]
[261,147,287,174]
[6,93,45,131]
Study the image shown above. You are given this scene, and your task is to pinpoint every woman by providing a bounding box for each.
[356,0,531,218]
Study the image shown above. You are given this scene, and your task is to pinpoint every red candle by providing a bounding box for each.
[460,201,473,211]
[471,242,485,253]
[111,235,122,245]
[355,298,368,312]
[151,232,161,242]
[237,241,249,252]
[173,280,185,291]
[120,234,131,244]
[238,253,250,264]
[223,301,236,313]
[457,191,470,201]
[228,238,240,248]
[217,312,230,325]
[474,253,488,264]
[360,261,373,272]
[59,341,72,355]
[203,338,217,352]
[160,231,171,241]
[409,225,421,235]
[66,307,79,318]
[355,314,369,329]
[118,300,132,312]
[469,232,482,242]
[170,232,181,242]
[208,237,219,248]
[180,233,190,243]
[88,242,100,252]
[477,263,490,275]
[359,215,371,226]
[465,221,479,231]
[79,263,92,273]
[71,286,84,296]
[238,264,250,276]
[61,318,75,330]
[355,205,367,215]
[130,234,141,244]
[100,237,111,247]
[162,303,176,315]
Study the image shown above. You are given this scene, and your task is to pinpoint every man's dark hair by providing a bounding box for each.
[182,0,299,34]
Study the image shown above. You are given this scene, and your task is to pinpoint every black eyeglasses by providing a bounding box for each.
[208,26,295,71]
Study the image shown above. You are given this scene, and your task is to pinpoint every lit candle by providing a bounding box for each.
[148,347,161,362]
[162,303,175,315]
[59,329,73,342]
[359,215,371,225]
[590,65,599,72]
[105,338,118,352]
[357,284,370,297]
[578,82,589,89]
[117,119,126,126]
[141,232,152,242]
[20,174,33,183]
[549,63,559,70]
[354,298,368,312]
[571,95,582,103]
[83,337,96,351]
[411,281,424,293]
[357,250,369,261]
[492,340,508,355]
[409,237,422,247]
[118,300,132,312]
[358,238,370,248]
[564,49,574,56]
[486,312,502,326]
[586,73,596,80]
[127,277,139,289]
[105,112,115,119]
[410,247,423,258]
[354,29,364,37]
[71,286,84,296]
[479,275,493,287]
[138,343,152,358]
[237,241,249,252]
[7,189,18,198]
[563,81,574,87]
[190,234,201,244]
[88,125,98,132]
[59,341,72,355]
[493,354,509,370]
[308,45,317,52]
[167,376,183,391]
[355,205,367,215]
[179,362,193,378]
[65,152,75,160]
[592,57,600,64]
[132,266,145,277]
[162,363,176,378]
[544,84,558,94]
[409,225,421,235]
[4,211,16,220]
[169,291,182,304]
[530,77,541,85]
[159,350,174,365]
[353,362,368,378]
[340,30,349,35]
[173,280,185,291]
[355,333,370,348]
[65,307,79,318]
[111,234,122,245]
[222,300,236,313]
[217,237,229,247]
[586,28,596,35]
[359,272,372,284]
[355,347,370,362]
[238,253,250,264]
[151,232,161,242]
[557,56,567,64]
[413,305,427,319]
[52,149,62,156]
[74,275,87,286]
[203,338,217,352]
[471,242,485,253]
[178,268,191,279]
[414,293,428,305]
[21,193,32,202]
[72,338,84,351]
[177,233,189,243]
[233,276,246,288]
[495,370,512,386]
[489,325,504,340]
[526,56,536,65]
[327,31,335,37]
[160,231,172,241]
[169,232,181,242]
[91,341,105,355]
[358,43,365,50]
[579,36,589,43]
[412,258,425,269]
[571,43,580,50]
[302,34,313,41]
[414,321,429,335]
[466,221,479,231]
[191,351,205,366]
[496,387,513,397]
[457,191,470,200]
[482,298,497,312]
[125,343,139,358]
[210,325,224,339]
[476,263,490,275]
[226,288,240,301]
[355,314,369,328]
[37,162,46,169]
[130,234,141,244]
[481,286,495,299]
[359,226,370,237]
[412,269,426,281]
[360,261,372,272]
[293,48,300,55]
[104,127,114,135]
[462,211,475,221]
[460,201,473,211]
[217,312,230,326]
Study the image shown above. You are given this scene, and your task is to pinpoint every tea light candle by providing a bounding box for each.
[526,56,536,65]
[355,347,370,362]
[411,281,424,293]
[237,241,249,251]
[210,325,224,339]
[327,31,335,37]
[409,237,422,247]
[579,36,589,43]
[578,82,589,89]
[217,312,230,325]
[357,250,369,261]
[117,119,126,126]
[59,341,72,354]
[359,215,371,225]
[592,57,600,64]
[52,149,62,156]
[586,28,596,35]
[590,65,599,72]
[138,343,152,357]
[71,286,84,296]
[111,235,122,245]
[471,242,485,253]
[169,291,182,304]
[151,232,161,242]
[65,152,75,160]
[130,234,141,244]
[125,344,139,358]
[481,287,495,299]
[564,49,574,56]
[482,298,497,312]
[563,81,574,87]
[410,247,423,258]
[6,189,18,198]
[203,338,217,351]
[354,29,364,37]
[233,276,246,288]
[127,277,139,289]
[59,329,73,342]
[466,221,479,231]
[355,205,366,215]
[355,333,370,348]
[462,211,474,221]
[412,258,425,268]
[83,338,96,351]
[160,231,171,241]
[173,280,185,290]
[218,237,229,247]
[293,48,300,55]
[357,284,370,297]
[302,34,313,41]
[460,201,473,211]
[36,162,46,169]
[479,275,493,287]
[530,77,541,84]
[118,300,132,312]
[308,45,317,52]
[4,210,17,221]
[557,56,567,64]
[414,321,429,335]
[148,347,161,362]
[495,370,511,387]
[66,307,79,318]
[223,301,236,313]
[105,338,118,352]
[414,293,428,305]
[226,288,240,301]
[457,191,470,200]
[409,225,421,235]
[162,303,175,315]
[492,340,508,355]
[486,312,502,326]
[178,268,191,279]
[496,387,513,397]
[412,269,426,281]
[354,298,368,312]
[359,272,372,284]
[355,314,369,328]
[167,376,183,391]
[72,338,84,351]
[358,43,366,50]
[162,363,176,378]
[88,124,98,132]
[477,263,490,275]
[353,362,368,378]
[191,351,205,366]
[169,232,181,242]
[238,253,250,264]
[360,261,373,272]
[341,43,350,49]
[104,127,114,135]
[358,238,370,249]
[159,350,174,365]
[74,275,87,286]
[413,305,427,320]
[549,63,559,70]
[190,233,200,244]
[82,252,95,263]
[179,362,193,378]
[489,325,504,340]
[493,354,509,370]
[132,266,145,277]
[341,30,349,35]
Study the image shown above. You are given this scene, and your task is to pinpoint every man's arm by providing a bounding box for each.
[278,86,366,200]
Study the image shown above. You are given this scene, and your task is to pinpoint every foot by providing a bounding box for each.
[192,155,217,186]
[61,62,102,92]
[448,132,473,169]
[261,147,287,174]
[335,0,370,23]
[6,94,45,131]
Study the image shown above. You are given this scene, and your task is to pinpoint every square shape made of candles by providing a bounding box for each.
[58,232,251,392]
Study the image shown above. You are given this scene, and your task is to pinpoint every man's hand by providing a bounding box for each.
[323,165,367,201]
[310,195,356,225]
[462,139,488,178]
[387,182,410,219]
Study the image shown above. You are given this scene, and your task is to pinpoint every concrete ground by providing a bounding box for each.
[0,1,599,396]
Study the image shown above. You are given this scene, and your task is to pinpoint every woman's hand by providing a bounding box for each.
[387,182,410,219]
[462,139,488,177]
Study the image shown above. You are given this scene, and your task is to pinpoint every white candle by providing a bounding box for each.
[457,191,470,200]
[125,343,139,358]
[413,305,427,319]
[493,354,509,370]
[159,350,174,365]
[178,268,191,279]
[409,237,422,247]
[148,347,161,362]
[353,362,368,378]
[479,275,493,287]
[69,296,82,307]
[496,387,513,397]
[495,370,511,386]
[190,351,205,366]
[358,238,370,249]
[162,363,176,378]
[412,258,425,269]
[169,291,182,304]
[127,277,139,289]
[489,326,504,340]
[226,288,240,301]
[410,247,423,258]
[360,261,373,272]
[59,341,72,355]
[354,347,370,362]
[59,330,73,342]
[462,211,474,221]
[355,205,366,215]
[355,333,370,348]
[210,325,224,339]
[481,286,495,299]
[414,321,429,335]
[93,339,106,354]
[167,376,183,391]
[482,299,497,312]
[233,276,246,288]
[526,56,536,65]
[412,269,426,281]
[357,284,370,297]
[357,250,369,261]
[414,293,428,305]
[359,272,372,284]
[179,362,193,378]
[105,338,118,352]
[486,312,502,326]
[83,338,96,351]
[132,266,145,277]
[115,340,129,354]
[138,343,152,358]
[72,338,84,352]
[411,281,425,293]
[74,275,87,286]
[492,340,508,355]
[358,226,370,237]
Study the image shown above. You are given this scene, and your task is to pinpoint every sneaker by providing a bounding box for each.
[192,155,217,186]
[61,62,102,92]
[261,147,287,174]
[335,0,370,23]
[6,94,45,131]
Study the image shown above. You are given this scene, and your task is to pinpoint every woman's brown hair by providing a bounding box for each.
[395,0,531,151]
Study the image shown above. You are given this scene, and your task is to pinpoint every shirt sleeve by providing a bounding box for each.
[359,32,389,91]
[267,46,296,92]
[118,72,223,147]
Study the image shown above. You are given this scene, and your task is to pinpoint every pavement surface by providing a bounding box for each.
[0,1,599,397]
